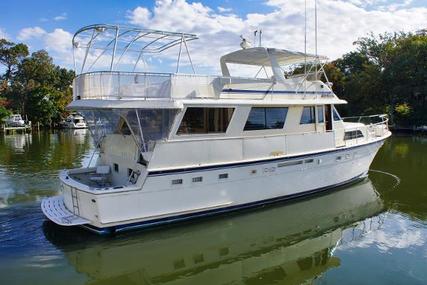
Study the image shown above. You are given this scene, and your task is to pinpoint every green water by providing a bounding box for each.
[0,131,426,285]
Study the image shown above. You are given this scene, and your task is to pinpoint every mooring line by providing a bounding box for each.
[369,169,401,189]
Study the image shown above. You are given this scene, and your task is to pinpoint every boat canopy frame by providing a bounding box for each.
[219,47,334,96]
[72,24,198,74]
[220,47,329,83]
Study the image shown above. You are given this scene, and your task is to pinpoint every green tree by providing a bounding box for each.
[4,49,75,121]
[0,106,11,121]
[0,39,29,83]
[326,32,427,126]
[26,86,61,126]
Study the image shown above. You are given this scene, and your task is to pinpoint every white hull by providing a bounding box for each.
[44,178,382,284]
[43,138,385,233]
[62,123,87,129]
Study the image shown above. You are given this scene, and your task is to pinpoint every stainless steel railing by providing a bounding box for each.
[342,114,390,143]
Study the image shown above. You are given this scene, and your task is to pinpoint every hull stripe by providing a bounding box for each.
[222,88,333,95]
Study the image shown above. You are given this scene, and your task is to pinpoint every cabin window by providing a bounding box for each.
[317,106,324,123]
[177,107,234,134]
[333,107,342,121]
[244,107,288,130]
[300,106,315,124]
[344,130,364,140]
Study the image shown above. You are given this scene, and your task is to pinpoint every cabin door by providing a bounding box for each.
[325,105,333,131]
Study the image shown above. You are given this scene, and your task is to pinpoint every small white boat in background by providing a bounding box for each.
[41,24,391,234]
[61,113,87,129]
[4,114,25,127]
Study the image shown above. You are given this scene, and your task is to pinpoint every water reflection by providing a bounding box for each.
[371,136,427,220]
[0,131,92,207]
[43,179,383,285]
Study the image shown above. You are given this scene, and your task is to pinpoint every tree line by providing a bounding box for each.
[0,39,74,126]
[1,31,426,127]
[323,31,427,127]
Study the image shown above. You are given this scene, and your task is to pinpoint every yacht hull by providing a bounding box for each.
[43,139,386,235]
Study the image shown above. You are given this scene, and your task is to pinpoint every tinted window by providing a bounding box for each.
[333,107,342,121]
[244,107,288,131]
[344,130,364,140]
[317,106,324,123]
[266,108,288,129]
[177,107,234,134]
[300,106,315,124]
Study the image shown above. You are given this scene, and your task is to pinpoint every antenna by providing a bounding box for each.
[315,0,318,79]
[304,0,307,78]
[254,30,257,46]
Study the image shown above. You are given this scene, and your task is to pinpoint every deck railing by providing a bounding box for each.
[72,71,328,101]
[342,114,389,145]
[73,71,271,101]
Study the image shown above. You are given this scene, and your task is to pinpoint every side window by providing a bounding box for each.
[300,106,315,124]
[317,106,324,123]
[333,107,342,121]
[177,107,234,134]
[244,107,288,131]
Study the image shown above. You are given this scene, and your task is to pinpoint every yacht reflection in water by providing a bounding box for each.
[43,179,383,285]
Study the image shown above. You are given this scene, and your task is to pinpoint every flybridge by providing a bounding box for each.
[71,24,340,105]
[72,24,198,74]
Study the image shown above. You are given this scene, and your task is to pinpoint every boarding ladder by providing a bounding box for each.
[70,187,80,215]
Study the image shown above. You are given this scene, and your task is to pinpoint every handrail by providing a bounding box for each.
[342,114,388,126]
[342,114,389,146]
[72,71,276,101]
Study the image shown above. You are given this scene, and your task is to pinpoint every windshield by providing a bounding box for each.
[80,109,177,153]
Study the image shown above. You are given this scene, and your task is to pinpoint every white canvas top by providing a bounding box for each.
[220,47,327,67]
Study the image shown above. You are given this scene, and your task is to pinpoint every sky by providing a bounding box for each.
[0,0,426,74]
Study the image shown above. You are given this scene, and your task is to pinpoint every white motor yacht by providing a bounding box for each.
[4,114,25,127]
[61,113,87,129]
[41,24,391,234]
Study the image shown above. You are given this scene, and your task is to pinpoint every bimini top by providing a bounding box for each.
[220,47,327,77]
[72,24,198,73]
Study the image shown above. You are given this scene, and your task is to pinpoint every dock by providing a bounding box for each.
[1,123,32,135]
